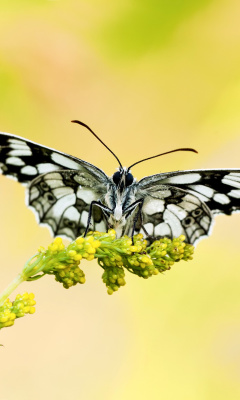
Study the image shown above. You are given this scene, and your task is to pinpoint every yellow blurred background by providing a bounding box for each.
[1,1,240,399]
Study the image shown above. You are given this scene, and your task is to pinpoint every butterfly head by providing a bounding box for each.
[112,167,134,191]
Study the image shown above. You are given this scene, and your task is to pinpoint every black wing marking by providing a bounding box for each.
[28,170,108,240]
[0,132,109,185]
[133,186,212,245]
[138,169,240,215]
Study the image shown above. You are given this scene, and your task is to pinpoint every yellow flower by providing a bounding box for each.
[22,230,194,295]
[0,293,36,330]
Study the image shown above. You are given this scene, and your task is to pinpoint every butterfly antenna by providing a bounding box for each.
[128,148,198,171]
[71,120,123,168]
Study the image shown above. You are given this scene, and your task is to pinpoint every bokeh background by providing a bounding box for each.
[1,1,240,399]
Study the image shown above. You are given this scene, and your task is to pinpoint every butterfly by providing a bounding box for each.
[0,119,239,246]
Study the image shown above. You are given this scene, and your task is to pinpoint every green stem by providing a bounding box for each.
[0,273,26,307]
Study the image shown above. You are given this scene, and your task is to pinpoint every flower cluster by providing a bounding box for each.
[0,231,194,324]
[95,232,194,292]
[20,230,194,294]
[0,292,36,329]
[147,235,194,272]
[36,235,101,288]
[102,267,126,295]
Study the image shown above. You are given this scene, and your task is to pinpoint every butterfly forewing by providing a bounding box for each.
[0,132,111,240]
[0,132,109,184]
[138,169,240,215]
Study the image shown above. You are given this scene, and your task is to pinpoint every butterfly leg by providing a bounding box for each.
[125,198,144,242]
[83,200,112,237]
[131,199,145,241]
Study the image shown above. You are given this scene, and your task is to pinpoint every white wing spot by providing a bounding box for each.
[58,228,75,240]
[179,198,200,212]
[51,153,80,170]
[187,190,209,202]
[9,143,31,150]
[43,172,62,180]
[154,222,171,237]
[80,210,89,226]
[21,166,37,175]
[62,206,80,222]
[45,194,76,219]
[45,217,57,232]
[183,194,202,206]
[44,177,65,190]
[6,157,25,166]
[95,221,106,231]
[29,187,40,202]
[164,209,184,237]
[76,187,97,203]
[52,187,74,198]
[142,198,165,215]
[190,228,206,244]
[31,201,43,218]
[37,163,61,174]
[157,190,172,199]
[142,223,154,236]
[9,138,27,145]
[200,215,211,231]
[222,177,240,188]
[8,149,32,156]
[228,189,240,199]
[228,172,240,179]
[167,204,188,220]
[189,184,214,198]
[161,173,201,185]
[213,193,230,204]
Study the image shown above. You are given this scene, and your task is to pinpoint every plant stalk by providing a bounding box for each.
[0,273,26,307]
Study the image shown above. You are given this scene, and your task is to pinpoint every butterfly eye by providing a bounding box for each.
[182,216,194,227]
[192,208,203,217]
[126,172,133,186]
[113,171,121,185]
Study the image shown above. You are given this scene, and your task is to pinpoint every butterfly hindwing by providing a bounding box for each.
[133,186,212,244]
[28,170,108,240]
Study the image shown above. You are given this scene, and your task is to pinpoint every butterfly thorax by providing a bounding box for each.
[104,167,137,236]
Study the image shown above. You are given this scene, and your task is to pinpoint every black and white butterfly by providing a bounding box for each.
[0,119,240,245]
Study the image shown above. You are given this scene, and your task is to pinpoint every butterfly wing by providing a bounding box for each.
[135,169,240,245]
[132,183,212,245]
[0,132,108,184]
[0,132,111,239]
[28,170,109,240]
[139,169,240,215]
